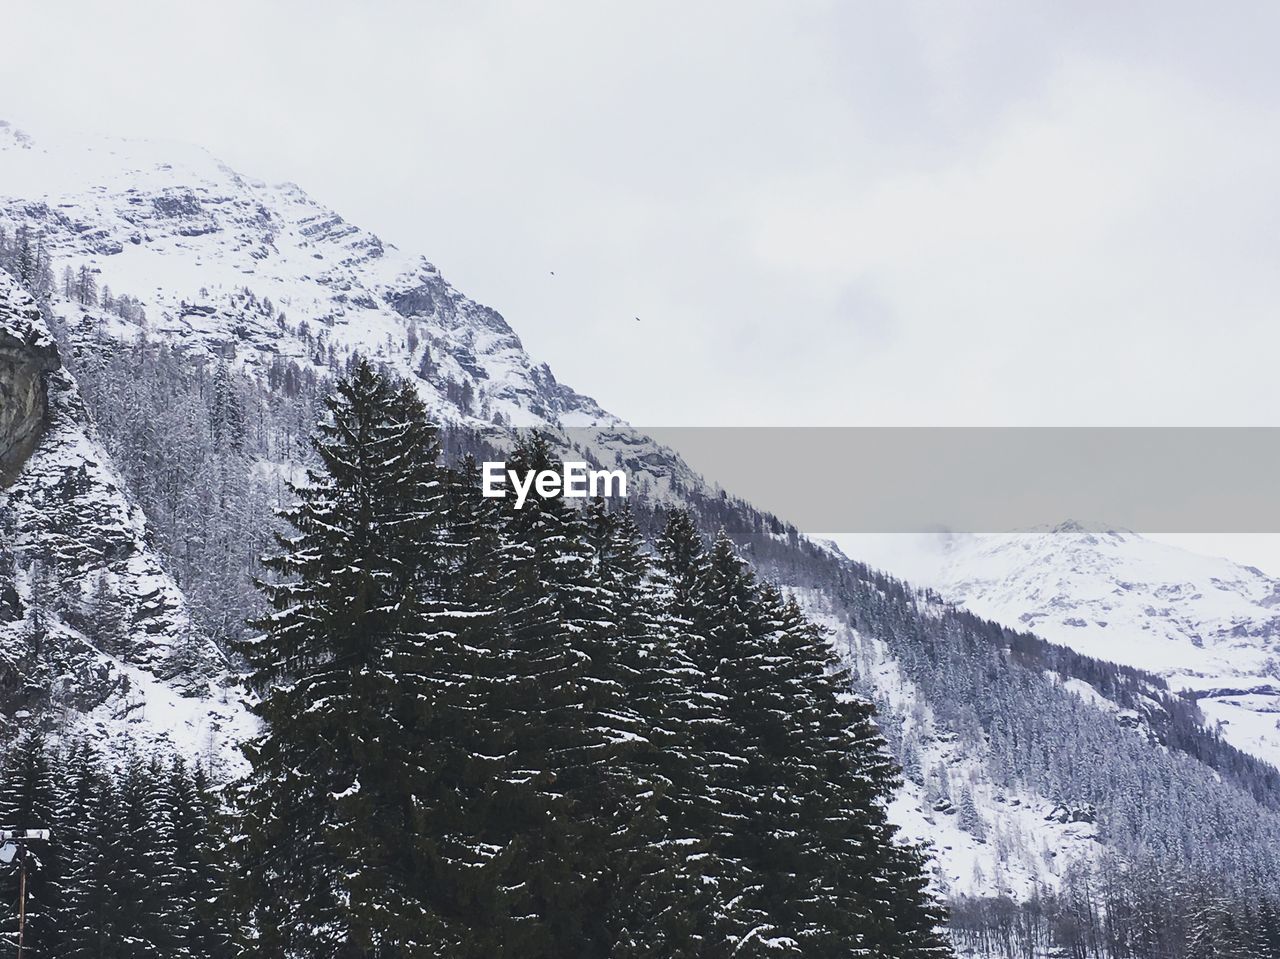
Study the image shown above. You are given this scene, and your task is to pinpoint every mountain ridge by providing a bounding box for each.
[6,121,1280,946]
[923,526,1280,767]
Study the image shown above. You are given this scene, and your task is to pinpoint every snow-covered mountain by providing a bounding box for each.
[0,120,619,433]
[6,120,1280,934]
[927,523,1280,767]
[0,119,695,766]
[0,273,253,770]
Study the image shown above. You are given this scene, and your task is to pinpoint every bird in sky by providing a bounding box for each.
[549,270,555,276]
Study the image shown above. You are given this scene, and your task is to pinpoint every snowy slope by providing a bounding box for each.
[0,273,253,772]
[800,594,1104,902]
[928,523,1280,767]
[0,120,619,432]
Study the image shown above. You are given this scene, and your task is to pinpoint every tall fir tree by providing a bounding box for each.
[470,436,649,957]
[63,757,125,959]
[234,361,457,957]
[169,759,234,959]
[598,506,725,958]
[111,757,179,958]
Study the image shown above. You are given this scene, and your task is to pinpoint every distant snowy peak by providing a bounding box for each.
[933,525,1280,766]
[938,525,1280,676]
[0,121,614,431]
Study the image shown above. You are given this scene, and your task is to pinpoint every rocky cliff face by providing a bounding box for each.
[0,272,253,769]
[0,280,58,483]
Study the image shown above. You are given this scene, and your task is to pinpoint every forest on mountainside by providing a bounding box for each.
[3,353,952,958]
[6,228,1280,957]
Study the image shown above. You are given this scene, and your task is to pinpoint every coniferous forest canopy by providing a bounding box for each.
[2,327,951,957]
[7,223,1280,958]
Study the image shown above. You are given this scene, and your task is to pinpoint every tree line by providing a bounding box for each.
[0,733,231,958]
[2,360,951,957]
[948,876,1280,959]
[231,360,950,958]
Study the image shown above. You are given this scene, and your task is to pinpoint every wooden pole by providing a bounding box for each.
[1,833,49,958]
[15,844,26,959]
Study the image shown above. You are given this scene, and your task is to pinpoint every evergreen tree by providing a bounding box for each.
[956,786,986,842]
[63,759,124,959]
[111,757,179,958]
[472,436,649,956]
[688,531,788,954]
[406,455,522,956]
[188,763,237,959]
[209,358,245,452]
[234,361,457,956]
[0,732,62,956]
[605,507,727,958]
[767,591,949,958]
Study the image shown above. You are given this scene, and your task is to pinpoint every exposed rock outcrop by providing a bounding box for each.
[0,281,58,483]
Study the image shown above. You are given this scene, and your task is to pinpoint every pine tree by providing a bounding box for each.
[13,225,33,290]
[472,436,649,956]
[168,759,208,957]
[956,786,986,842]
[1251,897,1280,959]
[665,526,951,958]
[762,591,951,958]
[63,756,125,959]
[234,361,458,956]
[601,506,725,958]
[1187,893,1249,959]
[111,757,179,958]
[0,732,62,956]
[81,571,132,657]
[186,763,236,959]
[398,455,524,957]
[209,358,245,452]
[686,531,788,955]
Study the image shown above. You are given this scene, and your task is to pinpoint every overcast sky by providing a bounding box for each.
[5,1,1280,570]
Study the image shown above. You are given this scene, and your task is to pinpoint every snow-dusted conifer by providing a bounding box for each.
[0,731,63,954]
[234,360,457,955]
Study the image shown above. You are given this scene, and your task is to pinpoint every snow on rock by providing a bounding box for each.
[933,523,1280,767]
[0,121,705,500]
[0,278,58,480]
[0,271,252,773]
[0,122,615,432]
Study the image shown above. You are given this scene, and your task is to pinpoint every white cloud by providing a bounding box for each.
[2,1,1279,427]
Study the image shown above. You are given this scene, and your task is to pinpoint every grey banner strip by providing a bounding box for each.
[536,427,1280,533]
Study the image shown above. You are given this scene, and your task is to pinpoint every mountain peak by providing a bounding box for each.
[934,525,1280,766]
[0,125,618,432]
